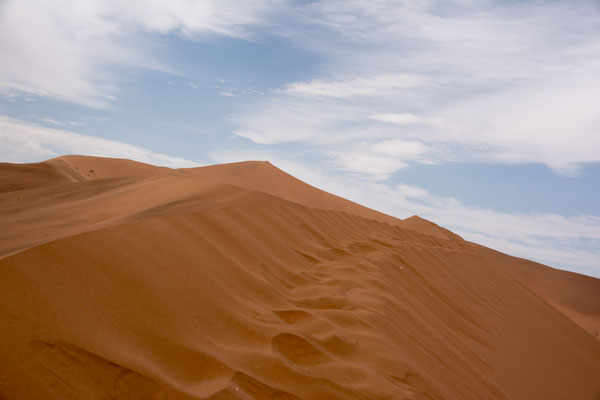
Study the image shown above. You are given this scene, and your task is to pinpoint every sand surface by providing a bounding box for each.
[1,155,599,399]
[473,244,600,340]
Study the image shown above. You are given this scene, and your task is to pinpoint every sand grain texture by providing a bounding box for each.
[1,156,599,400]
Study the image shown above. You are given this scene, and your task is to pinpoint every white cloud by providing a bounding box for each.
[37,117,63,126]
[231,97,369,145]
[0,116,200,168]
[372,139,427,157]
[330,140,428,178]
[231,0,600,176]
[233,130,272,144]
[0,0,278,107]
[431,77,600,173]
[280,73,428,98]
[369,113,425,126]
[331,151,409,179]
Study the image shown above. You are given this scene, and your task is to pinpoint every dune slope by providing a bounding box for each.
[1,156,599,400]
[474,244,600,340]
[177,160,401,225]
[0,156,400,257]
[0,155,398,257]
[397,215,600,341]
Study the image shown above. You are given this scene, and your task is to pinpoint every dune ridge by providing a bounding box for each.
[0,156,400,257]
[1,156,599,399]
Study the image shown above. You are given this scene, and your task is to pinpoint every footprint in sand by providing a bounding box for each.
[271,333,330,366]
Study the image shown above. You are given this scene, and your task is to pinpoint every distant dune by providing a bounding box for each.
[1,155,599,399]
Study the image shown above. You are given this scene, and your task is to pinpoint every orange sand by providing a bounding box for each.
[1,155,599,399]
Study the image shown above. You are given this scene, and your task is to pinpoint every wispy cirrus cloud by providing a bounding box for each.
[329,139,430,179]
[0,0,278,107]
[368,113,434,126]
[230,0,600,176]
[279,73,428,98]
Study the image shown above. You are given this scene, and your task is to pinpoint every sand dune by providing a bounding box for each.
[0,156,398,257]
[474,244,600,340]
[0,159,77,193]
[177,160,401,225]
[1,156,599,399]
[0,156,400,257]
[392,212,600,341]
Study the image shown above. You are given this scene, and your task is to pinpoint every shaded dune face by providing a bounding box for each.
[0,156,599,400]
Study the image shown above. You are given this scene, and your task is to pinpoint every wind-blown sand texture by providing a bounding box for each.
[1,155,599,400]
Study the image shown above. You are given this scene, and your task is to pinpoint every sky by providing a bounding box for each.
[1,0,599,277]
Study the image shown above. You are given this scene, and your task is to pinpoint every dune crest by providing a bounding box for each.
[1,156,599,399]
[397,215,458,240]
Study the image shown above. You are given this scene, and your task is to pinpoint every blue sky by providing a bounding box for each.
[1,0,599,277]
